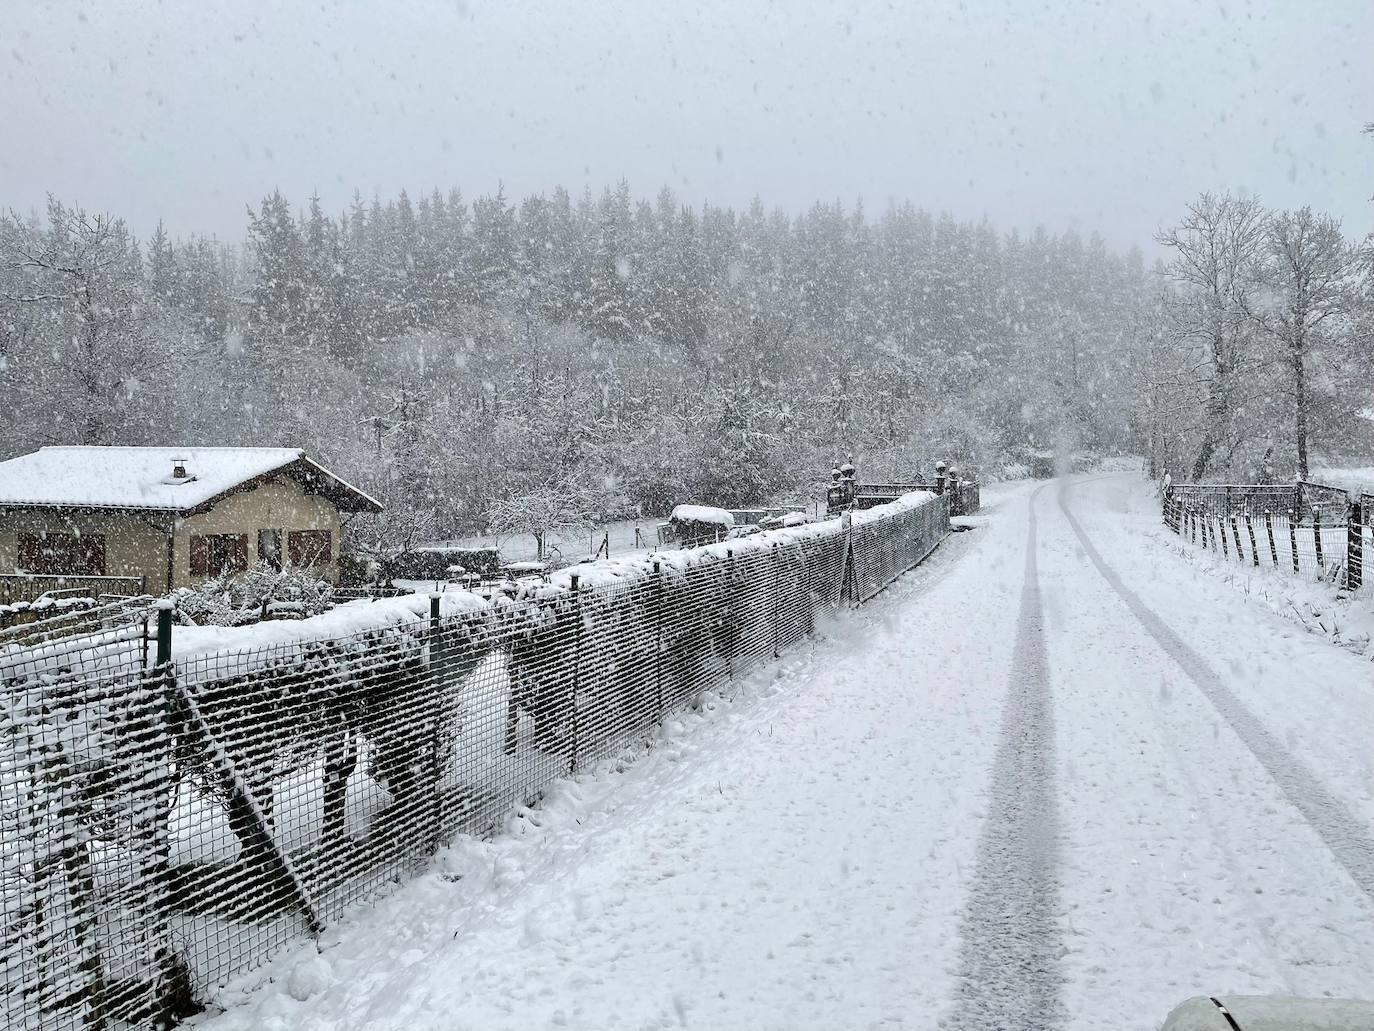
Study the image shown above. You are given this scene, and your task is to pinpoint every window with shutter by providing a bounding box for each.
[16,531,106,575]
[17,533,41,570]
[287,529,332,567]
[189,534,250,577]
[189,535,209,577]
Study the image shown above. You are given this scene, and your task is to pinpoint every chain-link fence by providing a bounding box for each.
[3,491,951,1030]
[1163,484,1368,589]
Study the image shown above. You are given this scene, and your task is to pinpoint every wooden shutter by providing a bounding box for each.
[78,535,106,575]
[288,530,331,567]
[189,535,209,577]
[14,531,103,575]
[17,533,42,571]
[231,534,249,572]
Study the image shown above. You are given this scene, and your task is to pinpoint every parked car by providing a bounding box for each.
[1160,995,1374,1030]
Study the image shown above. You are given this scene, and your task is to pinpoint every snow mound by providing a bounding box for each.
[670,504,734,526]
[286,955,332,1002]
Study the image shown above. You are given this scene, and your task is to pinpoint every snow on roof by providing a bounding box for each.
[670,504,734,526]
[0,446,380,513]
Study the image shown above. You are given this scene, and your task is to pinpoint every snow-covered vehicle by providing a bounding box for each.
[1160,996,1374,1029]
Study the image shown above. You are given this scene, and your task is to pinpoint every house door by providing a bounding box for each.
[258,529,282,570]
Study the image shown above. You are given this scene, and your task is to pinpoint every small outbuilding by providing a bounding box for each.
[668,504,735,548]
[0,446,382,598]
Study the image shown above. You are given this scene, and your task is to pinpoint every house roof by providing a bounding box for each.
[0,446,383,515]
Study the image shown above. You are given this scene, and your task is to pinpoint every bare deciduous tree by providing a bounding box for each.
[485,478,601,561]
[1250,208,1365,479]
[1,198,161,444]
[1155,192,1268,479]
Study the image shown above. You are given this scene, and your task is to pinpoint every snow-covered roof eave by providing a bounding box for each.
[0,446,384,515]
[297,455,384,514]
[0,500,184,516]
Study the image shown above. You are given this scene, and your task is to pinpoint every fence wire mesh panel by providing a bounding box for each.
[1168,483,1300,519]
[575,575,662,767]
[3,667,179,1029]
[1165,492,1365,587]
[0,576,149,609]
[951,481,981,517]
[1,600,156,685]
[2,492,949,1030]
[851,495,950,603]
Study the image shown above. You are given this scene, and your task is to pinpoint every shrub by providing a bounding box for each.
[172,563,335,626]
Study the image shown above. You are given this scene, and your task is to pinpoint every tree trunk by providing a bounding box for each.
[1192,330,1230,481]
[78,278,106,445]
[1292,340,1309,481]
[1190,435,1216,482]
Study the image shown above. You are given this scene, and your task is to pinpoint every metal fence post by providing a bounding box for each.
[1313,508,1324,570]
[427,594,446,852]
[771,542,781,658]
[1348,502,1363,590]
[156,602,172,667]
[569,573,582,772]
[149,602,181,1025]
[1288,510,1300,573]
[840,511,856,607]
[725,548,734,682]
[652,561,663,719]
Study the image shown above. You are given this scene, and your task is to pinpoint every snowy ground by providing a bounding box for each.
[433,517,663,566]
[197,473,1374,1031]
[434,504,827,568]
[1311,465,1374,495]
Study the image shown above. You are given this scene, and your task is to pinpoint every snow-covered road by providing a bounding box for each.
[201,473,1374,1031]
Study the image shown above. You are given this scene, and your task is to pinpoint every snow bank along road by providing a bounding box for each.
[203,473,1374,1031]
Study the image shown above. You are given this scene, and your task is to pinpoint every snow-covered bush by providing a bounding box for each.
[172,562,335,626]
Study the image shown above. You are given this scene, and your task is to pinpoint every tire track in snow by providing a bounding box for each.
[944,485,1064,1031]
[1058,479,1374,909]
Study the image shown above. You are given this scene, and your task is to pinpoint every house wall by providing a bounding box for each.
[174,476,342,588]
[0,475,346,594]
[0,508,168,592]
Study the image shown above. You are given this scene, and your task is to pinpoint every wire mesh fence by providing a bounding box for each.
[3,490,951,1030]
[0,576,149,608]
[1163,485,1368,590]
[1168,480,1353,523]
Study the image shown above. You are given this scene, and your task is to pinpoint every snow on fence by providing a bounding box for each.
[0,574,148,608]
[1,490,952,1030]
[1163,481,1367,590]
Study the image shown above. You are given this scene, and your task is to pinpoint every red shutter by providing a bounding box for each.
[287,530,331,567]
[17,533,41,571]
[232,534,249,572]
[79,535,106,575]
[189,536,208,577]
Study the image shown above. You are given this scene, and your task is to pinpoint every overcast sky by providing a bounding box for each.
[4,0,1371,253]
